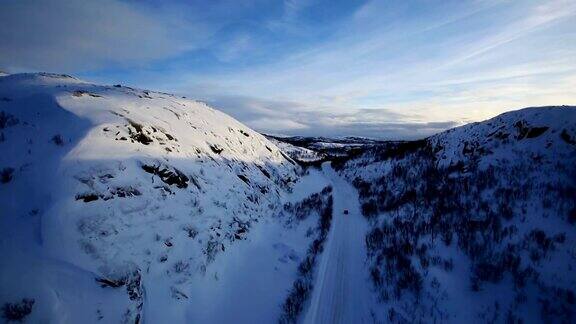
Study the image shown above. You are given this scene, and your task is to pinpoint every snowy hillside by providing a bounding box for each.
[1,73,574,324]
[431,106,576,169]
[0,73,312,323]
[340,106,576,323]
[266,136,325,163]
[266,135,379,169]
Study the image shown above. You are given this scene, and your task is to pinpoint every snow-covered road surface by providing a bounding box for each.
[303,163,372,324]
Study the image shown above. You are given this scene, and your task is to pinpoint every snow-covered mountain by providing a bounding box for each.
[0,73,311,323]
[340,106,576,323]
[265,135,326,163]
[1,72,574,324]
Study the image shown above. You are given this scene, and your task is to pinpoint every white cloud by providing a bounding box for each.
[0,0,208,72]
[200,94,458,139]
[5,0,573,139]
[163,0,576,138]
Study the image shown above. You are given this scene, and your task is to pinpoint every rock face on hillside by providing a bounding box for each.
[340,106,576,323]
[0,73,300,323]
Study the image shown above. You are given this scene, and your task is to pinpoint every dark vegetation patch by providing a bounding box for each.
[265,134,391,170]
[72,90,101,98]
[487,126,511,141]
[347,137,576,322]
[267,135,384,148]
[127,120,153,145]
[293,140,427,171]
[39,73,75,79]
[196,212,262,269]
[237,174,250,185]
[569,208,576,225]
[209,144,224,154]
[526,126,549,138]
[163,131,176,141]
[51,134,64,146]
[257,165,271,179]
[229,217,250,241]
[76,193,100,202]
[283,186,333,221]
[96,270,144,324]
[239,129,250,137]
[96,277,126,288]
[0,111,19,129]
[203,238,223,264]
[1,167,14,184]
[110,186,141,198]
[2,298,34,322]
[280,186,333,323]
[514,120,530,140]
[294,153,349,170]
[75,187,141,202]
[514,120,549,140]
[561,129,576,145]
[107,119,179,151]
[362,140,428,162]
[141,163,189,188]
[139,91,153,99]
[171,287,189,300]
[183,225,198,239]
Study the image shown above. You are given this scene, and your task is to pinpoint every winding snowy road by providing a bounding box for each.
[303,163,372,324]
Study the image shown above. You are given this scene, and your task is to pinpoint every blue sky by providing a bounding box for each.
[1,0,575,139]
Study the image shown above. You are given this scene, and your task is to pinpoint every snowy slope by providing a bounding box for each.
[2,73,574,324]
[0,73,303,323]
[340,106,576,323]
[266,136,325,163]
[430,106,576,169]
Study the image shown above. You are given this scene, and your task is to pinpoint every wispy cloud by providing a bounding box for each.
[178,0,576,137]
[2,0,575,138]
[0,0,210,72]
[204,94,459,139]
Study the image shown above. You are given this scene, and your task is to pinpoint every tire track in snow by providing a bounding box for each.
[303,163,372,324]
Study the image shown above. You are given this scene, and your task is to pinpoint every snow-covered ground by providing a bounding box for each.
[1,72,574,323]
[180,167,331,324]
[340,106,576,323]
[0,73,304,323]
[0,72,378,324]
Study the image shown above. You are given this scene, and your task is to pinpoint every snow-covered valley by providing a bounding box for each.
[1,73,575,323]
